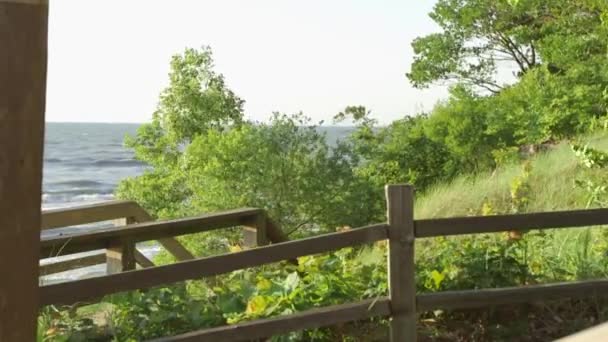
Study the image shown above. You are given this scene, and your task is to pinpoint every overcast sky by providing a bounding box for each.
[46,0,447,124]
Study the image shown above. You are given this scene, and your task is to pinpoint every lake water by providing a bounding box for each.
[43,123,145,209]
[41,122,354,283]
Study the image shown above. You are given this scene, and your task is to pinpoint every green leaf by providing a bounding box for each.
[283,272,300,293]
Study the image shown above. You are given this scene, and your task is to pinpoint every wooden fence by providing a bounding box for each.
[39,185,608,341]
[40,201,287,276]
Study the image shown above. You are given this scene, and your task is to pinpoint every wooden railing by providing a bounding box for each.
[40,201,286,276]
[38,185,608,341]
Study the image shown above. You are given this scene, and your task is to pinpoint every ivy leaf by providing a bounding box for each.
[431,270,446,289]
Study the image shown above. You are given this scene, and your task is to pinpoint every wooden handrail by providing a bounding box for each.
[36,187,608,341]
[40,208,263,257]
[415,208,608,237]
[149,298,392,342]
[40,223,388,306]
[42,200,146,230]
[41,201,196,262]
[417,279,608,311]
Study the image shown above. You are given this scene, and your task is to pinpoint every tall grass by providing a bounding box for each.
[415,133,608,288]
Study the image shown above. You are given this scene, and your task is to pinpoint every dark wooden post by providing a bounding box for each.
[385,185,417,341]
[107,217,137,273]
[0,0,48,340]
[243,212,268,248]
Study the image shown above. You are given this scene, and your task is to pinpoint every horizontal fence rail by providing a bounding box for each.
[417,279,608,311]
[41,200,148,230]
[40,223,388,306]
[40,200,288,280]
[37,186,608,341]
[415,208,608,237]
[149,298,392,342]
[40,207,263,258]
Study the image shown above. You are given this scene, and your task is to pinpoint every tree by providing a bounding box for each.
[118,47,378,240]
[125,46,244,168]
[407,0,541,92]
[407,0,606,93]
[118,47,245,219]
[180,113,377,236]
[336,108,455,192]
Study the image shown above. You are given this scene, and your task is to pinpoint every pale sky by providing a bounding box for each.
[46,0,447,124]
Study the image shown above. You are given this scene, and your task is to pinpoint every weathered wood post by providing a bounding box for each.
[106,217,138,273]
[386,185,417,341]
[243,211,268,248]
[0,0,49,340]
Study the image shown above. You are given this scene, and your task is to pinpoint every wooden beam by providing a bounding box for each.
[39,252,107,276]
[106,218,137,274]
[0,0,48,340]
[149,298,391,342]
[106,239,136,274]
[415,208,608,238]
[386,185,417,341]
[134,250,155,268]
[40,223,388,306]
[115,203,196,261]
[42,200,195,261]
[40,208,263,257]
[416,279,608,311]
[265,217,290,243]
[40,250,154,276]
[157,237,195,261]
[41,200,142,230]
[242,212,268,248]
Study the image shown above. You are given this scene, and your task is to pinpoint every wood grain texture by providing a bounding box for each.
[39,250,153,276]
[40,208,262,257]
[149,298,391,342]
[39,252,106,275]
[106,239,136,274]
[40,223,388,306]
[266,217,290,243]
[242,212,267,248]
[415,208,608,238]
[385,185,417,341]
[42,200,195,261]
[0,1,48,340]
[157,237,195,261]
[134,250,155,268]
[41,200,142,230]
[417,279,608,311]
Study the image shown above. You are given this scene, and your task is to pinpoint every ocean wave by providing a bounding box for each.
[44,188,114,196]
[92,159,144,167]
[46,180,110,188]
[61,158,144,167]
[42,193,115,204]
[44,158,63,163]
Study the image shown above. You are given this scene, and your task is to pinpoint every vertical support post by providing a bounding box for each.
[243,212,268,248]
[0,1,48,340]
[106,217,137,273]
[386,184,416,341]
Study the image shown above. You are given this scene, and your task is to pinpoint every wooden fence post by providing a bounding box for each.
[243,212,268,248]
[0,1,48,340]
[386,184,417,341]
[107,217,137,273]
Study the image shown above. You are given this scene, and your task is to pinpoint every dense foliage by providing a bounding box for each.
[41,0,608,340]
